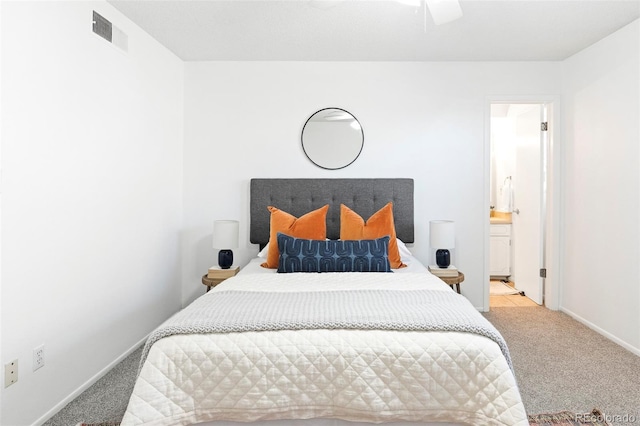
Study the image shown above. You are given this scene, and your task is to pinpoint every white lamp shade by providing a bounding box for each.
[212,220,239,249]
[429,220,455,249]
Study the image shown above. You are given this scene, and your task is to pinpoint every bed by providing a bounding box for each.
[121,178,527,426]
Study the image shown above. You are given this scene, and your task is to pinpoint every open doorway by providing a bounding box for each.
[488,102,550,308]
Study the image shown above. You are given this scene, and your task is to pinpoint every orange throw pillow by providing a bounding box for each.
[340,202,406,269]
[261,204,329,269]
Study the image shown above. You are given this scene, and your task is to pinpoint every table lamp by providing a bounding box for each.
[212,220,239,269]
[429,220,455,268]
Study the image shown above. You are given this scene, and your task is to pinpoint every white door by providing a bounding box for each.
[512,105,544,304]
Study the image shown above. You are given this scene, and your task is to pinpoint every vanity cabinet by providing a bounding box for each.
[490,224,511,277]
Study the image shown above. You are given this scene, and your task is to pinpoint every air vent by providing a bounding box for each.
[92,11,112,42]
[92,11,128,53]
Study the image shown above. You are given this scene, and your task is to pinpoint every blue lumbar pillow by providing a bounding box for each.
[276,232,392,273]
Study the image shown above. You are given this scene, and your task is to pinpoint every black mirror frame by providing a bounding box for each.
[301,107,364,170]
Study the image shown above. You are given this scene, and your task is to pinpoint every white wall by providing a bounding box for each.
[1,2,184,425]
[182,61,561,308]
[0,1,4,423]
[561,19,640,353]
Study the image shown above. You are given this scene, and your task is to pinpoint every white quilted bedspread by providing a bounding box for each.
[121,272,528,426]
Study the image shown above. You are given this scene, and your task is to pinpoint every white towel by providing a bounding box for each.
[498,177,512,212]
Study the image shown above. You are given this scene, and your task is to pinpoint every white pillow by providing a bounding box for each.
[259,238,412,261]
[396,238,413,262]
[257,243,269,258]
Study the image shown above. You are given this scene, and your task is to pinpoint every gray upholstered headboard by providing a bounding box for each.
[250,178,414,247]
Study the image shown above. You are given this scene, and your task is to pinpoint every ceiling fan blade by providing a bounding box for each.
[425,0,463,25]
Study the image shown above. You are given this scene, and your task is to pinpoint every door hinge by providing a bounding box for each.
[540,268,547,278]
[541,122,548,131]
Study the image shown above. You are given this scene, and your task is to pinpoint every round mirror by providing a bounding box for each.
[301,108,364,170]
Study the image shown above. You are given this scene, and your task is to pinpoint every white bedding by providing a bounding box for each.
[121,260,527,426]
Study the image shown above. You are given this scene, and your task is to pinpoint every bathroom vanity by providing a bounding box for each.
[490,213,512,278]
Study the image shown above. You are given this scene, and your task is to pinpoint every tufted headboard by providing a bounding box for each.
[250,178,414,248]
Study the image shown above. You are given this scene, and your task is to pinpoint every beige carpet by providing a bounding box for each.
[484,307,640,426]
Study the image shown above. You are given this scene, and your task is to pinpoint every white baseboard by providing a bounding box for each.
[560,306,640,357]
[31,335,148,426]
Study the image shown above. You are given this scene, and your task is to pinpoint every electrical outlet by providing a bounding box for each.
[5,360,18,388]
[33,345,45,371]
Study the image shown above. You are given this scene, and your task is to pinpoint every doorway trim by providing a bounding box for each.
[484,95,562,312]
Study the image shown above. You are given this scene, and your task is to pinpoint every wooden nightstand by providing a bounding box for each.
[202,266,239,292]
[439,272,465,294]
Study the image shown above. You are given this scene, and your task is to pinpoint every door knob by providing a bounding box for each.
[513,208,520,215]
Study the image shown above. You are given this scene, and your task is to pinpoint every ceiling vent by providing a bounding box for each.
[92,11,128,53]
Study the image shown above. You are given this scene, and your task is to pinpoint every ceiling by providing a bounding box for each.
[107,0,640,61]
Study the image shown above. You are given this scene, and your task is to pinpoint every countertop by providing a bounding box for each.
[490,211,512,224]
